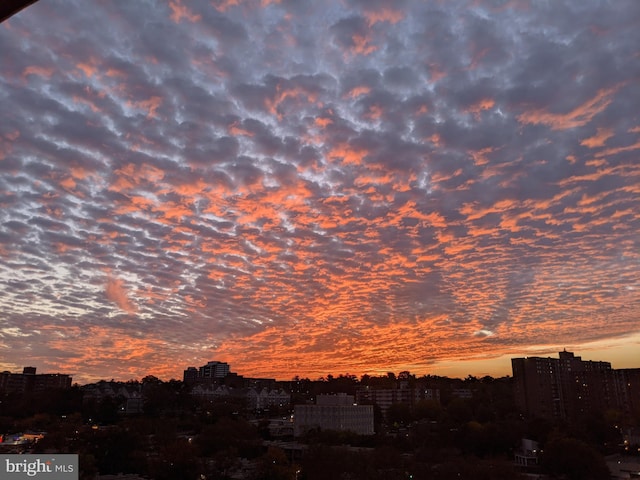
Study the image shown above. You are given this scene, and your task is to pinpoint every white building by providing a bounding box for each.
[294,393,374,436]
[246,387,291,409]
[514,438,541,468]
[190,384,231,398]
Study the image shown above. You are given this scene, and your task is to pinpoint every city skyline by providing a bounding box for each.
[1,1,639,385]
[4,348,639,385]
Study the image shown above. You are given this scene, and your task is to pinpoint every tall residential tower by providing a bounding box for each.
[512,350,637,420]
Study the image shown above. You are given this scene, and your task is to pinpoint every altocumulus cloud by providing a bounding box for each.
[0,0,638,382]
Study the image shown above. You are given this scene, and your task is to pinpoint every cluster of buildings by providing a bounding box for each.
[355,385,441,416]
[190,384,291,410]
[183,362,377,436]
[81,380,145,415]
[183,361,230,383]
[183,360,291,410]
[511,350,640,420]
[0,367,72,394]
[4,351,638,437]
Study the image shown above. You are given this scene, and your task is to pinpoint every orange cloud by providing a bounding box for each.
[173,179,207,197]
[59,176,76,191]
[0,131,19,162]
[169,1,201,23]
[580,127,614,148]
[328,143,369,165]
[129,96,163,119]
[517,85,622,130]
[228,121,254,136]
[594,139,640,159]
[468,147,495,166]
[22,66,54,79]
[106,276,137,313]
[265,86,317,119]
[314,117,333,128]
[4,130,19,141]
[76,60,98,78]
[364,8,404,26]
[351,34,377,56]
[153,200,194,223]
[73,95,100,113]
[110,163,165,193]
[427,63,446,83]
[212,0,241,11]
[467,98,495,118]
[113,194,155,215]
[428,133,441,146]
[106,67,126,78]
[344,85,371,99]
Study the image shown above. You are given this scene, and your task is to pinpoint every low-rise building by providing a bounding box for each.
[246,387,291,410]
[81,381,144,415]
[451,388,473,399]
[294,393,374,436]
[190,384,291,411]
[514,438,541,468]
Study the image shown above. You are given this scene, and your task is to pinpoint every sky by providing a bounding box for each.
[1,0,639,384]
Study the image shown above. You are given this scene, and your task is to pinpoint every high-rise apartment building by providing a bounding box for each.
[183,361,231,384]
[512,350,638,420]
[199,361,230,379]
[613,368,640,415]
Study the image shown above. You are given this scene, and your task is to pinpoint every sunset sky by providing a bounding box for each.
[1,0,639,384]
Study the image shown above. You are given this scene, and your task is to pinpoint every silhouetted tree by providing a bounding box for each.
[413,399,443,422]
[387,403,412,425]
[253,446,295,480]
[445,398,473,423]
[196,416,261,458]
[301,445,376,480]
[89,426,146,475]
[148,438,200,480]
[542,435,610,480]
